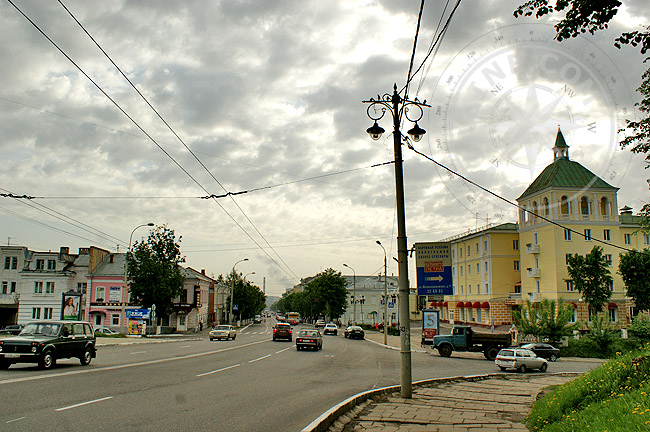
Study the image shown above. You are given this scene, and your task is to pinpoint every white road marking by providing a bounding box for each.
[275,346,293,354]
[55,396,113,412]
[196,364,240,377]
[6,417,25,423]
[180,345,191,348]
[130,351,147,355]
[248,354,272,363]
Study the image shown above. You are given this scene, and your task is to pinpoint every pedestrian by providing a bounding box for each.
[199,320,203,331]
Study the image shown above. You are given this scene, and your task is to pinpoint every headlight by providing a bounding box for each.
[32,346,37,353]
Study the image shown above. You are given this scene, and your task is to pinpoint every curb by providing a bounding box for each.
[300,372,583,432]
[96,337,203,347]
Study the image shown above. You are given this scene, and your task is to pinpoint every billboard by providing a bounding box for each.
[415,242,453,296]
[61,292,83,321]
[421,309,440,345]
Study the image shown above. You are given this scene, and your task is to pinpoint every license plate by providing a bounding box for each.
[5,354,20,359]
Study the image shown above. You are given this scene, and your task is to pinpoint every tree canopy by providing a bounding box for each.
[618,248,650,311]
[512,298,577,344]
[566,246,613,313]
[275,269,348,321]
[217,271,266,321]
[126,225,185,317]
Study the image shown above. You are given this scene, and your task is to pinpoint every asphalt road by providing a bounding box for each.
[0,321,601,431]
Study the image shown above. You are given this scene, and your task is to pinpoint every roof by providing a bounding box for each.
[517,158,617,201]
[90,253,126,277]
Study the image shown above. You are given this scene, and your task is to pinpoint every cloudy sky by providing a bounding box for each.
[1,0,647,297]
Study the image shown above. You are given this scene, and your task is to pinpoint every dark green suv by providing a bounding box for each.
[0,321,96,370]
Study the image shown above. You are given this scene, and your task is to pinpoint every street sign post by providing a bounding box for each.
[414,242,453,296]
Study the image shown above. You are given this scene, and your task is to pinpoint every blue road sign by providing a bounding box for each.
[415,242,453,296]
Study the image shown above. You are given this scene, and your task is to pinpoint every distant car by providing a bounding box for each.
[94,327,118,335]
[276,315,286,322]
[0,321,96,370]
[495,348,548,373]
[273,322,292,341]
[520,343,560,362]
[296,329,323,351]
[254,315,262,324]
[315,320,326,328]
[344,325,365,340]
[0,325,23,336]
[323,323,338,335]
[209,325,237,341]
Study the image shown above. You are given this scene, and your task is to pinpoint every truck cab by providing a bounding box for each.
[433,325,510,361]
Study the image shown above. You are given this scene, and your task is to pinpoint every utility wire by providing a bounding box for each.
[404,0,426,99]
[416,0,451,96]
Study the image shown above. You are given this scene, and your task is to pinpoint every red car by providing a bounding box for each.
[272,323,292,341]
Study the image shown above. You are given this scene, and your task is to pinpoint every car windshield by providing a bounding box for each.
[299,331,319,337]
[499,350,515,357]
[20,323,60,336]
[214,326,230,331]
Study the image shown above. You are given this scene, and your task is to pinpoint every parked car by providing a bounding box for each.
[323,323,338,335]
[495,348,548,373]
[209,325,237,341]
[296,329,322,351]
[0,324,23,336]
[344,325,365,340]
[0,321,96,370]
[520,343,560,361]
[94,327,118,336]
[272,322,292,341]
[315,320,326,328]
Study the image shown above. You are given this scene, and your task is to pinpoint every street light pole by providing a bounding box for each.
[229,258,248,325]
[364,84,428,398]
[376,241,388,346]
[343,263,356,325]
[123,222,154,335]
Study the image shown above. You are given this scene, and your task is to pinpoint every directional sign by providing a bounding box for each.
[414,242,453,296]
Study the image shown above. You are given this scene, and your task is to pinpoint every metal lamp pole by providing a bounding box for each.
[376,241,388,346]
[364,84,428,398]
[343,263,356,325]
[123,222,154,334]
[229,258,248,325]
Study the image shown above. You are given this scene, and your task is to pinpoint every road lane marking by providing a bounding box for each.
[55,396,113,412]
[130,351,147,355]
[180,345,191,348]
[196,364,240,377]
[248,354,272,363]
[275,346,293,354]
[6,417,25,423]
[0,339,268,386]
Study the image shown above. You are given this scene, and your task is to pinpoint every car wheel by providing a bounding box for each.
[79,347,93,366]
[549,354,557,362]
[540,363,548,372]
[499,366,507,371]
[485,347,500,361]
[288,338,292,342]
[232,334,236,340]
[209,337,214,341]
[518,364,527,373]
[0,360,10,370]
[438,344,453,358]
[273,337,276,341]
[39,351,56,370]
[297,345,301,351]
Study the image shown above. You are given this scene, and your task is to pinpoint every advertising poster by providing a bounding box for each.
[421,309,440,345]
[109,286,121,303]
[415,242,453,296]
[61,292,82,321]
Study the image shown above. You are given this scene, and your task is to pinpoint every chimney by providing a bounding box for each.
[60,246,70,255]
[109,255,114,263]
[619,205,633,215]
[201,269,206,275]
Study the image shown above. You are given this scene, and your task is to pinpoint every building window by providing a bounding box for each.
[11,257,17,269]
[112,314,120,326]
[609,280,615,292]
[477,308,482,323]
[566,281,575,291]
[452,267,456,277]
[564,229,572,241]
[624,233,632,245]
[11,282,16,293]
[476,263,480,273]
[476,243,479,254]
[467,246,471,257]
[484,261,488,273]
[513,240,519,250]
[565,253,573,266]
[460,247,463,258]
[534,232,538,244]
[569,308,577,323]
[32,308,41,319]
[96,286,105,302]
[485,283,489,294]
[34,281,43,293]
[47,259,56,270]
[460,266,463,276]
[36,259,44,270]
[452,249,456,260]
[560,195,570,215]
[469,284,472,294]
[1,281,7,294]
[609,308,617,322]
[580,196,590,215]
[605,254,613,267]
[77,282,87,293]
[603,229,611,241]
[644,234,650,245]
[484,240,488,251]
[3,257,9,269]
[46,282,55,293]
[514,284,521,294]
[584,229,592,241]
[44,308,53,319]
[468,265,471,275]
[536,280,541,293]
[460,285,464,294]
[514,260,520,271]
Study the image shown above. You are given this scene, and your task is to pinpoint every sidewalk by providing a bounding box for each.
[95,333,203,347]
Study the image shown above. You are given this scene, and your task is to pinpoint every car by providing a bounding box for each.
[495,348,548,373]
[209,325,237,341]
[315,320,326,328]
[254,315,262,324]
[520,343,561,361]
[0,324,23,335]
[276,315,286,322]
[344,325,365,340]
[0,321,96,370]
[272,322,292,341]
[323,323,338,335]
[94,327,119,336]
[296,329,323,351]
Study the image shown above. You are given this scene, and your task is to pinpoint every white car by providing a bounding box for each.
[209,325,237,341]
[495,348,548,373]
[323,323,338,335]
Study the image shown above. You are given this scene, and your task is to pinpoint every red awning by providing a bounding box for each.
[442,301,448,307]
[456,301,464,308]
[608,302,618,309]
[429,302,436,307]
[472,301,481,309]
[480,301,490,309]
[570,302,577,308]
[464,301,472,308]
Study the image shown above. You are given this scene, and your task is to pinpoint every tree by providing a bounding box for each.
[566,246,613,313]
[512,299,577,344]
[627,314,650,340]
[304,268,348,321]
[126,225,185,317]
[512,300,544,340]
[514,1,650,228]
[618,248,650,311]
[586,313,619,351]
[218,271,266,321]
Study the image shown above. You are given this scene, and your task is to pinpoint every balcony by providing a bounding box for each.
[0,293,19,305]
[525,243,540,254]
[526,268,541,278]
[528,292,542,302]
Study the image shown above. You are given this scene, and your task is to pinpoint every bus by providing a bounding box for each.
[286,312,300,325]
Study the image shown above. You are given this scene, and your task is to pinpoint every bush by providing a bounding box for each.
[628,314,650,341]
[561,336,643,359]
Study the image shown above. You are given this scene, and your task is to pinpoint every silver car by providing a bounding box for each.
[209,325,237,341]
[495,348,548,373]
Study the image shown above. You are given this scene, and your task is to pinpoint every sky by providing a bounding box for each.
[1,0,648,297]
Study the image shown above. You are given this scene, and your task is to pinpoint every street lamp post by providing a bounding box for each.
[376,241,388,346]
[364,84,428,398]
[123,222,154,335]
[343,263,356,324]
[229,258,248,325]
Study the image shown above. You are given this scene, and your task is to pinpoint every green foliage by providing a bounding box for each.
[512,299,577,344]
[561,335,642,359]
[217,271,266,320]
[619,249,650,311]
[586,313,619,354]
[126,225,185,316]
[628,315,650,341]
[526,344,650,431]
[274,269,348,321]
[566,246,613,313]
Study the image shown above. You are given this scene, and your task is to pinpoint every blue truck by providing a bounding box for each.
[433,325,511,361]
